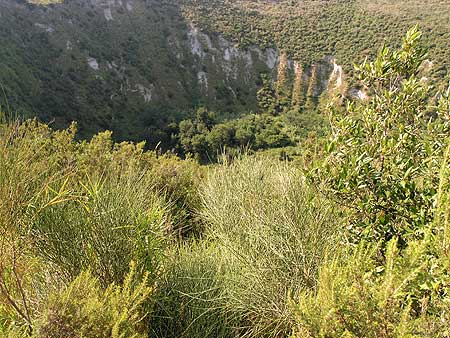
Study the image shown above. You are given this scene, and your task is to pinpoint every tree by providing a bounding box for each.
[257,74,278,115]
[312,26,450,245]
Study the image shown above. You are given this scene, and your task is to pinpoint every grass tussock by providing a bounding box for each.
[203,155,338,336]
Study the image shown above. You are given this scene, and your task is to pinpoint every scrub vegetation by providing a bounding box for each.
[0,9,449,338]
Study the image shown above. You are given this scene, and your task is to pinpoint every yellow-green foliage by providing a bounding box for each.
[200,155,339,337]
[436,135,450,256]
[0,119,202,335]
[36,263,152,338]
[150,242,234,338]
[290,237,450,338]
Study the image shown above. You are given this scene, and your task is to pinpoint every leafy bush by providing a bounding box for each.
[312,26,450,245]
[291,152,449,336]
[290,28,450,338]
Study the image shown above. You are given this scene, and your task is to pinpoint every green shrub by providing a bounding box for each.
[0,120,79,335]
[290,155,449,336]
[290,237,450,338]
[290,28,450,338]
[147,154,204,238]
[0,119,201,334]
[31,170,168,285]
[312,26,450,245]
[36,263,152,338]
[150,242,234,338]
[78,130,204,238]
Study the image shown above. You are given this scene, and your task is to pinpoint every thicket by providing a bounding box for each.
[0,119,202,336]
[178,108,298,163]
[1,28,449,338]
[292,26,450,337]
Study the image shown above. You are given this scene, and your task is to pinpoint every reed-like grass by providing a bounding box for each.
[171,155,339,337]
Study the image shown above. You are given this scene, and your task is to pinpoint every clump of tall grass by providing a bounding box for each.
[199,155,339,337]
[0,120,77,334]
[150,242,235,338]
[31,170,169,286]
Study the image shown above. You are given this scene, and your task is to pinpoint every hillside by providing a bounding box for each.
[0,0,280,144]
[1,0,449,149]
[183,0,450,77]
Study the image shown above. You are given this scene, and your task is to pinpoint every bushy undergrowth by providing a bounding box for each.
[0,119,202,336]
[291,160,450,337]
[116,153,340,338]
[150,242,234,338]
[31,171,167,285]
[36,263,151,338]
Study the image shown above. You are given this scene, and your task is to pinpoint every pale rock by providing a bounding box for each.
[87,57,99,71]
[197,71,208,89]
[34,23,54,33]
[265,48,279,69]
[104,8,113,21]
[136,84,154,103]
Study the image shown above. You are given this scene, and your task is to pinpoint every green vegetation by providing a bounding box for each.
[182,0,450,83]
[1,27,449,338]
[2,0,450,151]
[177,108,300,163]
[290,27,450,337]
[36,264,151,338]
[313,27,449,245]
[0,0,266,145]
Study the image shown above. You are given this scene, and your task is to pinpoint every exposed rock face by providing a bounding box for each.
[87,57,100,71]
[0,0,342,140]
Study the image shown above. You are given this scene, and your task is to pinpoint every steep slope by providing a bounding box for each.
[182,0,450,81]
[1,0,450,147]
[0,0,295,145]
